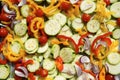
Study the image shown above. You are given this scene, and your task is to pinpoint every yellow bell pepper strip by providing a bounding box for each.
[1,34,26,62]
[2,0,22,20]
[29,17,44,38]
[50,38,69,46]
[57,35,79,53]
[90,53,99,65]
[98,67,106,80]
[76,26,88,36]
[94,0,112,22]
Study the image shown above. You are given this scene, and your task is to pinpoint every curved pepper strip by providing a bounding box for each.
[30,17,44,33]
[2,0,22,20]
[75,61,96,78]
[98,67,106,80]
[27,0,61,16]
[91,32,112,55]
[57,35,79,53]
[1,34,25,62]
[78,32,89,46]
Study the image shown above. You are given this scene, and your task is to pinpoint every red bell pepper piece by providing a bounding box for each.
[55,56,63,72]
[78,33,89,46]
[35,67,48,77]
[0,58,7,64]
[28,73,35,80]
[57,35,79,53]
[91,32,112,55]
[101,37,112,46]
[22,60,33,67]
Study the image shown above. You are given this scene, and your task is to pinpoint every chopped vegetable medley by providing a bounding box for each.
[0,0,120,80]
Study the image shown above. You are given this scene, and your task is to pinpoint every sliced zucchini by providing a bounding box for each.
[43,48,51,59]
[20,33,29,43]
[60,47,75,63]
[48,67,57,74]
[59,25,73,37]
[80,0,96,14]
[72,18,84,31]
[43,58,55,71]
[106,24,115,32]
[48,70,58,78]
[51,44,60,59]
[60,73,74,79]
[53,13,67,26]
[0,65,10,79]
[46,0,57,4]
[72,34,80,44]
[24,38,39,52]
[27,60,40,72]
[54,75,66,80]
[107,52,120,65]
[14,23,27,36]
[26,47,38,54]
[110,2,120,18]
[7,78,15,80]
[21,4,30,17]
[37,42,49,54]
[44,19,61,36]
[106,62,120,75]
[112,28,120,39]
[87,20,100,33]
[10,41,21,54]
[34,0,43,3]
[110,0,118,3]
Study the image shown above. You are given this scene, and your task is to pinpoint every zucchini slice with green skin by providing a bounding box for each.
[60,47,74,63]
[87,20,100,33]
[20,33,29,43]
[106,62,120,75]
[44,19,61,36]
[43,48,51,59]
[7,78,15,80]
[14,23,27,37]
[27,60,40,72]
[51,44,60,59]
[48,67,57,74]
[0,65,10,79]
[53,13,67,26]
[43,58,55,71]
[110,2,120,18]
[107,52,120,65]
[34,0,43,3]
[20,5,30,17]
[54,75,66,80]
[48,70,58,78]
[112,28,120,39]
[24,38,39,52]
[37,42,49,54]
[60,73,74,79]
[110,0,118,3]
[72,18,84,31]
[80,0,96,14]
